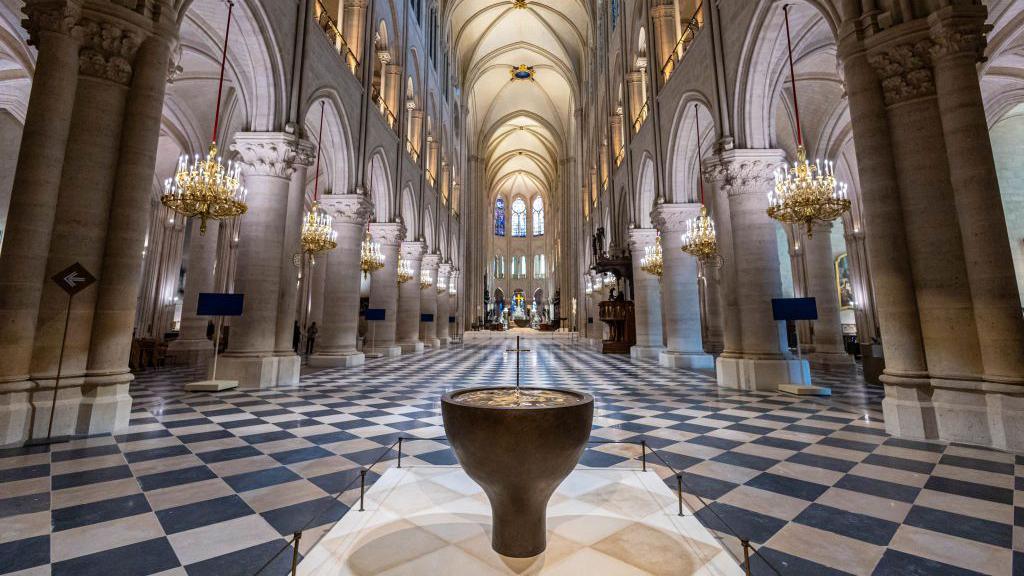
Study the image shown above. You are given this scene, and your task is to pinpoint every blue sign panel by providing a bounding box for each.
[365,308,386,321]
[421,314,435,322]
[197,293,245,317]
[449,316,457,323]
[772,298,818,321]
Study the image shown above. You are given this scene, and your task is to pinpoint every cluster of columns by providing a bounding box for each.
[0,0,176,444]
[839,4,1024,450]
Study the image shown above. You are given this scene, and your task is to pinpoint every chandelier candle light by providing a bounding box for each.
[420,268,433,290]
[397,257,414,284]
[766,4,850,237]
[360,230,385,276]
[301,102,338,261]
[161,1,247,234]
[640,234,664,277]
[680,104,719,263]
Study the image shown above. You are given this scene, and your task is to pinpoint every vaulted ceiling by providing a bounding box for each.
[448,0,591,204]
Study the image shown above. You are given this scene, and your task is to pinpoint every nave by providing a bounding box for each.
[0,336,1016,575]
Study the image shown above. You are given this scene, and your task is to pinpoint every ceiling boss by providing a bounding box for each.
[510,64,536,82]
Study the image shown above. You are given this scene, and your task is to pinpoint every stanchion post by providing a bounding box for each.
[676,474,684,516]
[359,469,366,511]
[641,439,647,472]
[290,532,302,575]
[397,437,403,468]
[741,539,751,576]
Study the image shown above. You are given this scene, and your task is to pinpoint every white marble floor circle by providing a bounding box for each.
[299,466,744,575]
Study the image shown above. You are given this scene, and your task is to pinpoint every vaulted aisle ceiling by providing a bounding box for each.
[448,0,590,204]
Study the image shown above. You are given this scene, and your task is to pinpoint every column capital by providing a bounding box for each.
[294,138,316,167]
[705,149,785,196]
[321,194,373,225]
[651,203,702,233]
[422,253,441,270]
[77,15,145,84]
[867,39,936,106]
[400,240,427,260]
[628,227,659,252]
[21,0,81,45]
[928,6,989,63]
[438,263,452,279]
[368,221,406,246]
[231,132,303,179]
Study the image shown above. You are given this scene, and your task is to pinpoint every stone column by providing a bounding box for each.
[449,270,460,339]
[169,220,219,365]
[650,4,676,78]
[626,71,644,127]
[839,28,930,436]
[309,251,328,327]
[930,9,1024,384]
[342,0,367,63]
[708,150,812,392]
[218,133,301,388]
[409,109,424,157]
[701,261,725,354]
[436,263,451,347]
[309,194,372,367]
[803,223,854,371]
[384,63,402,122]
[396,241,426,354]
[365,222,404,356]
[652,204,714,369]
[0,1,83,404]
[28,16,140,439]
[420,254,440,347]
[628,228,664,360]
[610,113,624,164]
[273,142,314,359]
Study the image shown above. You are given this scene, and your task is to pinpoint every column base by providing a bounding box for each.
[423,338,441,348]
[79,372,134,436]
[398,342,425,355]
[308,351,366,368]
[437,337,450,348]
[214,353,300,389]
[630,345,664,361]
[807,351,856,373]
[166,339,214,367]
[660,350,715,370]
[716,356,812,392]
[364,345,402,358]
[0,381,31,446]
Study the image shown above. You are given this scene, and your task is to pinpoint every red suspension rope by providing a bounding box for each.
[695,104,705,205]
[783,4,803,147]
[211,1,234,146]
[313,101,325,202]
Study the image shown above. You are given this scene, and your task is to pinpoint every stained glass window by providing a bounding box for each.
[511,197,527,237]
[532,196,544,236]
[494,197,505,236]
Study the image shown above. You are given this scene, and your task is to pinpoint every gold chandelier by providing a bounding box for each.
[640,234,663,277]
[420,269,433,290]
[680,104,720,264]
[300,103,336,259]
[767,5,850,237]
[397,257,414,284]
[161,1,246,235]
[437,273,448,294]
[360,232,385,275]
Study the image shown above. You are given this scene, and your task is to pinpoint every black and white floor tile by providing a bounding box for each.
[0,335,1019,575]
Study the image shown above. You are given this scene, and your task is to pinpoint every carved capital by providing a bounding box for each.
[421,253,441,271]
[868,40,935,106]
[438,263,452,281]
[400,241,427,260]
[627,227,659,253]
[231,132,301,178]
[76,17,144,84]
[321,194,373,225]
[929,12,989,63]
[368,221,406,246]
[294,139,316,168]
[651,203,702,233]
[22,0,81,46]
[705,150,785,196]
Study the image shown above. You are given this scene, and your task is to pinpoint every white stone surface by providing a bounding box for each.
[300,467,744,576]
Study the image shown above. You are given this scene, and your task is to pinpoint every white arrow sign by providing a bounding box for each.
[52,263,96,296]
[63,272,86,287]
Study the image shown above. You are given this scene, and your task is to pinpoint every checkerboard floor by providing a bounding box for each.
[1,335,1020,575]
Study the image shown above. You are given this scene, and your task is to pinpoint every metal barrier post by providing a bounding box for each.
[641,440,647,472]
[290,532,302,575]
[676,474,684,516]
[397,437,403,469]
[741,539,751,575]
[359,469,366,511]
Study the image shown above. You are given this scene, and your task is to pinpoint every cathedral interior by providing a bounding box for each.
[0,0,1023,574]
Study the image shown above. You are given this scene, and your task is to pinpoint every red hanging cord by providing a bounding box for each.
[211,1,234,146]
[695,104,705,205]
[313,101,325,202]
[783,4,803,147]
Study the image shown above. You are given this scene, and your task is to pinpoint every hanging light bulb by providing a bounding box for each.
[640,234,664,277]
[680,104,720,264]
[766,5,850,237]
[161,1,247,234]
[396,257,414,284]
